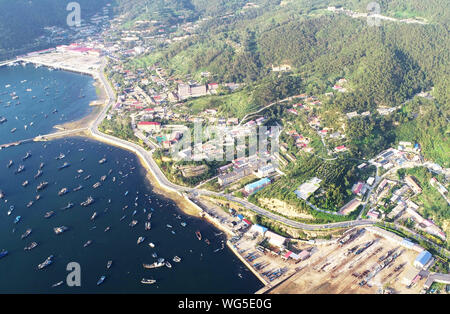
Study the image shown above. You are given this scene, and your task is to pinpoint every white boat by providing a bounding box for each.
[148,242,155,248]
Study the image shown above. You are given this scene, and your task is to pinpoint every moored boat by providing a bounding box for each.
[54,226,69,234]
[58,188,68,196]
[21,228,32,239]
[137,236,145,244]
[44,211,55,219]
[141,278,156,285]
[37,255,54,270]
[96,276,106,286]
[0,249,8,259]
[196,230,202,241]
[24,242,38,251]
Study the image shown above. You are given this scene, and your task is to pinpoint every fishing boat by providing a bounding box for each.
[22,152,31,161]
[51,281,64,288]
[165,261,172,269]
[10,128,17,133]
[107,260,112,269]
[24,242,38,251]
[44,211,55,219]
[124,191,129,196]
[77,169,84,174]
[37,255,54,270]
[22,180,29,187]
[129,220,138,227]
[81,196,94,207]
[173,256,181,263]
[141,278,156,285]
[166,224,173,228]
[83,175,91,180]
[96,276,106,286]
[100,175,107,181]
[196,230,202,241]
[181,222,187,227]
[61,202,74,210]
[35,194,41,201]
[39,162,44,169]
[98,158,107,164]
[14,216,21,224]
[92,182,101,189]
[26,200,34,208]
[58,188,68,196]
[148,242,155,248]
[83,240,92,248]
[0,190,4,199]
[145,222,151,230]
[205,239,211,245]
[104,226,111,232]
[21,228,32,239]
[151,252,158,258]
[55,153,65,160]
[54,226,69,234]
[91,212,97,221]
[7,206,14,216]
[34,169,43,179]
[119,215,126,221]
[73,185,83,192]
[15,165,25,174]
[143,261,164,269]
[7,160,13,168]
[137,236,145,244]
[58,162,70,170]
[0,249,8,259]
[37,181,48,191]
[0,117,6,124]
[147,213,152,220]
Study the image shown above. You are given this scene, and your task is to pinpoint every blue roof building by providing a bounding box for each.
[414,250,432,269]
[244,178,271,195]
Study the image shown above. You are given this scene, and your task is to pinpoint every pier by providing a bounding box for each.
[0,59,18,67]
[0,128,88,150]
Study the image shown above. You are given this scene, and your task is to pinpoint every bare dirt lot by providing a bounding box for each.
[269,229,424,294]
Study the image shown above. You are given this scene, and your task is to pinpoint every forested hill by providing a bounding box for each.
[131,0,448,110]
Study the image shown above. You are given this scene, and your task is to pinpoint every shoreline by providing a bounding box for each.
[13,56,268,291]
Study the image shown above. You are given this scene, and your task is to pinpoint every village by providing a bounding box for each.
[6,2,449,294]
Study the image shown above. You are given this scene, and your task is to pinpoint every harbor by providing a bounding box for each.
[0,60,263,293]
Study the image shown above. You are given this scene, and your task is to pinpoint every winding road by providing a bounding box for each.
[87,59,376,231]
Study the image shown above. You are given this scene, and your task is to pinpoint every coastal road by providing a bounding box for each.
[88,59,376,231]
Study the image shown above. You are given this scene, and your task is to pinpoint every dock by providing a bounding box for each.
[0,128,88,150]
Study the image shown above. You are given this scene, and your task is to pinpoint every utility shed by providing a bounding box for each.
[414,250,432,269]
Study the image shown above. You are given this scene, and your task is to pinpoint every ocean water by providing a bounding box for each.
[0,65,263,294]
[0,63,96,145]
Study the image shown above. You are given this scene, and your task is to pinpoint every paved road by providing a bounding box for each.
[86,59,376,231]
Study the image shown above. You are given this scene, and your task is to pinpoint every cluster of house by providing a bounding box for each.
[286,95,322,116]
[332,78,348,93]
[370,146,421,171]
[177,83,219,100]
[286,130,313,153]
[217,155,276,187]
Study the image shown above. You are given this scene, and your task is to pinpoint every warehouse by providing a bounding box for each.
[413,250,432,269]
[244,178,271,195]
[265,231,286,248]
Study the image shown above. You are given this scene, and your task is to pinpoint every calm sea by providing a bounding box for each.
[0,64,263,293]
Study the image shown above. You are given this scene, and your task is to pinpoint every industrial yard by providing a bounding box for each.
[268,228,428,294]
